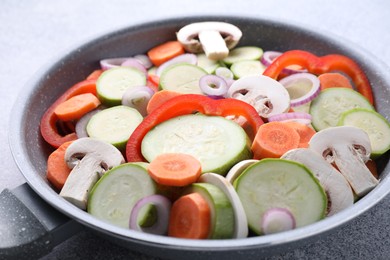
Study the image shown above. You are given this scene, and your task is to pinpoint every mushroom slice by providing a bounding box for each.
[225,159,259,184]
[309,126,379,197]
[176,21,242,60]
[60,137,125,209]
[199,173,248,238]
[281,148,354,216]
[227,75,290,118]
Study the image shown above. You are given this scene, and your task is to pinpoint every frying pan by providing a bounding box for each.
[4,16,390,259]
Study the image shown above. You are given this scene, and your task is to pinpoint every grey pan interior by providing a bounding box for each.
[9,16,390,259]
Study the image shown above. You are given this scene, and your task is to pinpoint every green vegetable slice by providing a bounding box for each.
[222,46,264,65]
[88,163,156,228]
[309,88,374,131]
[189,183,235,239]
[141,114,252,175]
[234,158,327,235]
[86,105,143,151]
[96,67,147,106]
[338,108,390,158]
[230,60,266,79]
[159,63,207,94]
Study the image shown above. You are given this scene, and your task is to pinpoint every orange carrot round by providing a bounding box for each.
[251,122,300,159]
[54,93,101,121]
[146,90,182,114]
[168,192,211,239]
[46,141,74,190]
[147,41,185,66]
[86,69,103,80]
[148,153,202,187]
[318,72,353,91]
[282,121,316,148]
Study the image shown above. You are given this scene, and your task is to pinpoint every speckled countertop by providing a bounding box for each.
[1,0,390,259]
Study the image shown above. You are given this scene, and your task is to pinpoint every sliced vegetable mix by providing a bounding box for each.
[40,21,390,240]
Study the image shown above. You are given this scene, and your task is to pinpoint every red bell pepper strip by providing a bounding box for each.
[147,74,160,92]
[263,50,374,105]
[40,79,97,148]
[126,94,264,162]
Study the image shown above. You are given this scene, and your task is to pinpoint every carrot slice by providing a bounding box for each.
[86,69,103,80]
[146,90,182,114]
[147,153,202,187]
[318,72,354,91]
[54,93,101,121]
[168,192,211,239]
[46,141,74,190]
[251,122,300,159]
[282,121,316,148]
[147,41,185,67]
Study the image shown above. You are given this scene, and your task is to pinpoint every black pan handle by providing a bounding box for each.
[0,183,84,259]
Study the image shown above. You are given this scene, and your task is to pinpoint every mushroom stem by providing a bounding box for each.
[60,154,101,210]
[60,137,125,209]
[309,126,378,198]
[333,146,378,196]
[176,22,242,60]
[198,30,229,60]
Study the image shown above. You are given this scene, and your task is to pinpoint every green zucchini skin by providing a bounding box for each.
[234,158,327,235]
[141,114,252,175]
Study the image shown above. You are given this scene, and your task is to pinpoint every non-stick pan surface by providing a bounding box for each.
[8,16,390,259]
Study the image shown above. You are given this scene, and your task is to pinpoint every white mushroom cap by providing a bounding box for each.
[176,21,242,60]
[65,137,125,173]
[227,75,290,118]
[309,126,378,197]
[282,148,354,216]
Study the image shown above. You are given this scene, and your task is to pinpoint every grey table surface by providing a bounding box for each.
[2,0,390,259]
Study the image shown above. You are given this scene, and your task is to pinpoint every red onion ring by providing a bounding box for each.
[156,53,197,77]
[100,57,130,70]
[133,54,153,69]
[75,108,103,138]
[267,112,312,125]
[261,207,296,235]
[279,72,321,107]
[129,194,171,235]
[261,51,307,76]
[215,67,235,93]
[122,86,155,117]
[199,74,228,99]
[121,58,148,76]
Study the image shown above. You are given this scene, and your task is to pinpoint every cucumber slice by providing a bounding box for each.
[189,182,234,239]
[222,46,263,65]
[88,163,156,228]
[230,60,266,79]
[141,114,252,175]
[159,63,207,94]
[234,159,327,235]
[196,53,222,74]
[199,173,248,238]
[309,88,374,131]
[86,105,143,150]
[338,108,390,158]
[96,67,147,106]
[137,203,157,228]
